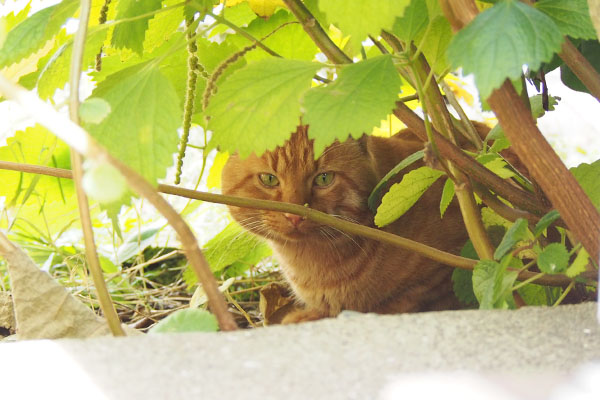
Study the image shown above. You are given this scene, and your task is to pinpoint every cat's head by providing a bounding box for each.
[221,126,378,243]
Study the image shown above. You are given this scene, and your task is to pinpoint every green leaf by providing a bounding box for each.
[529,93,559,119]
[560,40,600,93]
[319,0,410,53]
[473,259,518,309]
[229,10,318,62]
[419,16,453,75]
[303,55,402,157]
[494,218,529,260]
[206,58,320,158]
[210,1,256,37]
[87,62,182,184]
[79,98,111,124]
[533,210,561,237]
[143,0,185,53]
[447,0,564,99]
[478,155,516,179]
[566,248,589,278]
[111,0,162,55]
[537,243,569,274]
[0,126,75,232]
[439,178,455,218]
[517,284,549,306]
[481,207,511,229]
[570,159,600,212]
[392,0,428,42]
[0,0,79,68]
[375,166,444,227]
[37,29,107,100]
[149,309,218,333]
[535,0,597,40]
[368,150,424,212]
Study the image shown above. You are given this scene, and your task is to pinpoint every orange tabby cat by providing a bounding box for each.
[222,125,468,323]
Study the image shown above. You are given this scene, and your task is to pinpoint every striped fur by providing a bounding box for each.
[222,126,468,323]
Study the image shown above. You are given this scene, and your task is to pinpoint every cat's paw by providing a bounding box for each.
[281,309,328,324]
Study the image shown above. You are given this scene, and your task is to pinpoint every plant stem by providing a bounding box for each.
[283,0,352,64]
[512,272,546,291]
[69,0,124,336]
[552,280,575,306]
[559,38,600,102]
[0,75,238,332]
[0,160,585,288]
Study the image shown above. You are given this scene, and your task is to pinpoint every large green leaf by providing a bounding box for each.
[303,55,402,157]
[0,126,76,232]
[419,16,453,75]
[143,0,185,53]
[447,0,563,99]
[87,62,182,184]
[111,0,162,55]
[375,166,445,227]
[535,0,597,40]
[0,0,79,68]
[205,58,320,158]
[472,259,518,309]
[570,159,600,212]
[319,0,410,54]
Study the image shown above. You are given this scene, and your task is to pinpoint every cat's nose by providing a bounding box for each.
[284,213,305,227]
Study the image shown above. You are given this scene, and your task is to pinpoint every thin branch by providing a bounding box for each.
[282,0,352,64]
[439,80,483,150]
[0,161,585,288]
[559,38,600,102]
[0,75,238,332]
[69,0,124,336]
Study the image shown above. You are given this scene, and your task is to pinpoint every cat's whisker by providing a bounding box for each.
[319,227,342,264]
[323,225,367,256]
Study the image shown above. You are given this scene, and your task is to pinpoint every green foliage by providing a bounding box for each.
[184,222,272,286]
[439,178,455,218]
[368,150,424,212]
[570,159,600,212]
[534,0,597,40]
[448,0,564,99]
[304,55,402,157]
[87,62,182,185]
[319,0,411,53]
[149,309,219,333]
[206,58,320,158]
[112,0,162,55]
[566,248,589,278]
[0,0,78,68]
[375,167,445,228]
[79,98,111,125]
[533,210,561,237]
[472,259,518,309]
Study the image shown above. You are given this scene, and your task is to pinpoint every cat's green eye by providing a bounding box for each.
[259,173,279,187]
[314,172,334,187]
